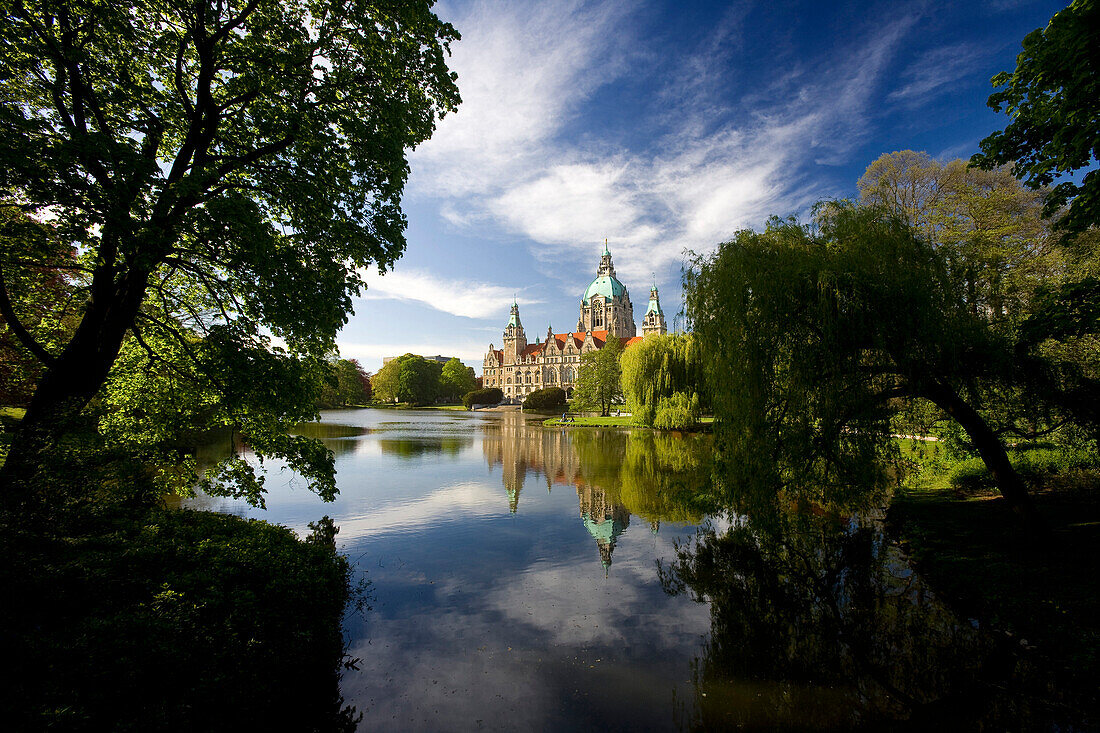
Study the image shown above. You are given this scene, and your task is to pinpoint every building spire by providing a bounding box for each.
[603,238,610,256]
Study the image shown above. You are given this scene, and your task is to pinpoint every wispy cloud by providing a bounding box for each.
[887,43,986,106]
[358,267,537,319]
[412,1,921,285]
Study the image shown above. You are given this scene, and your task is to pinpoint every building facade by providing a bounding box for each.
[482,243,667,401]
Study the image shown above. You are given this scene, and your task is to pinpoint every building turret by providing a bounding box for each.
[641,279,667,336]
[503,297,526,363]
[579,240,636,337]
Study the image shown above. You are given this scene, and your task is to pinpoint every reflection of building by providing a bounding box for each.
[482,243,667,402]
[481,413,633,568]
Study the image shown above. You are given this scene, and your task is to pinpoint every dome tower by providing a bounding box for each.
[578,240,636,337]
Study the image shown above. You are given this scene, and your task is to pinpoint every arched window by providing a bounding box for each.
[506,376,512,384]
[547,369,555,383]
[525,372,532,384]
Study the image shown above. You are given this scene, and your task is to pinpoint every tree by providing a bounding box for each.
[619,333,706,426]
[334,359,370,406]
[371,353,440,405]
[858,151,1053,321]
[685,205,1038,516]
[572,338,624,417]
[0,0,461,498]
[439,357,475,402]
[972,0,1100,234]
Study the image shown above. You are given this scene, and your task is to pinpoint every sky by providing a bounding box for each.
[337,0,1068,374]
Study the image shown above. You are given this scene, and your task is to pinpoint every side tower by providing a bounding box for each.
[641,279,667,337]
[578,240,636,338]
[503,297,526,364]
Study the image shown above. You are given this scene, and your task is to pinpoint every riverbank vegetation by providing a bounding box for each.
[0,0,459,727]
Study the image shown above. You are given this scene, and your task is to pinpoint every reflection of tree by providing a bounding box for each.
[377,436,473,460]
[481,414,713,566]
[660,507,1050,729]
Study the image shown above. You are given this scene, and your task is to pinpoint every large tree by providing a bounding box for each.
[685,205,1040,516]
[971,0,1099,234]
[0,0,460,498]
[619,332,706,425]
[439,357,475,402]
[572,338,624,417]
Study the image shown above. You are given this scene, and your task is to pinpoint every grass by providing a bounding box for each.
[888,440,1100,711]
[543,414,715,429]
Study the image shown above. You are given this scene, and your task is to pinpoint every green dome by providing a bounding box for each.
[582,275,626,302]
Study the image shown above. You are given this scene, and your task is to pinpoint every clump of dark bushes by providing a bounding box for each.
[463,387,503,409]
[522,387,567,411]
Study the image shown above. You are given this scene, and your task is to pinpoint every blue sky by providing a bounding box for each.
[337,0,1067,374]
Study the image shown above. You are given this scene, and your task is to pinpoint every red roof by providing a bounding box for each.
[622,336,644,348]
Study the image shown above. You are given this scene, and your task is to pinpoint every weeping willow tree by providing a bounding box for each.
[620,333,707,427]
[685,204,1039,516]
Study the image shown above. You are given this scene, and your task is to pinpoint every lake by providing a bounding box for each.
[186,408,1070,730]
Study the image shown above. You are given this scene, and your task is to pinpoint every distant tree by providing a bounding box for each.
[972,0,1100,234]
[686,205,1040,517]
[439,358,476,402]
[0,0,461,501]
[522,387,566,411]
[573,339,624,417]
[371,354,440,405]
[335,359,370,406]
[620,333,706,426]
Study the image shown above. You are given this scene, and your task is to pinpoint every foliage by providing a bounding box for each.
[948,447,1100,493]
[319,359,371,408]
[0,206,80,405]
[572,338,624,417]
[620,333,706,424]
[439,357,476,402]
[1,505,356,730]
[685,204,1038,513]
[0,0,461,499]
[972,0,1100,234]
[522,386,567,411]
[97,327,334,505]
[463,387,503,409]
[652,391,701,431]
[371,353,443,406]
[858,150,1054,322]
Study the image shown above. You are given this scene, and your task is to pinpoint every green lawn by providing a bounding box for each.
[543,415,640,427]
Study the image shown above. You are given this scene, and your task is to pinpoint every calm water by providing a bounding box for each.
[186,409,1071,730]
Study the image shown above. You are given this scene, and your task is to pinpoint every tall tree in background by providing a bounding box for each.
[972,0,1099,234]
[439,357,476,402]
[0,0,460,499]
[573,338,624,417]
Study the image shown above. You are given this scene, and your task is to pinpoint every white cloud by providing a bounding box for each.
[358,267,537,319]
[410,1,921,286]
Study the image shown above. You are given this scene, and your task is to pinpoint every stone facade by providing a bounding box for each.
[482,244,667,402]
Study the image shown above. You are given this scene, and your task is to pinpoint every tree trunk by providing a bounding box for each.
[921,381,1034,517]
[0,270,148,507]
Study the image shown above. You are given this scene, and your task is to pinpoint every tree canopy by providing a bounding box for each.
[972,0,1099,233]
[572,338,624,417]
[371,353,443,406]
[0,0,460,500]
[619,333,706,426]
[685,205,1042,514]
[439,357,476,402]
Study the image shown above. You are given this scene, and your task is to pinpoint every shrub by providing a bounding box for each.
[522,387,567,411]
[463,387,503,409]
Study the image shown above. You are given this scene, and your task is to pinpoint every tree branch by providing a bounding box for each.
[0,265,56,365]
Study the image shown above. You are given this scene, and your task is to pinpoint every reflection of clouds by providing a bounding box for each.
[335,481,503,541]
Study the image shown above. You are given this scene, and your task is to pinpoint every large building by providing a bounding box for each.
[482,242,667,401]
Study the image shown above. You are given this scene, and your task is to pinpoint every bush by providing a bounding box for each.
[522,387,567,411]
[652,391,701,431]
[463,387,503,409]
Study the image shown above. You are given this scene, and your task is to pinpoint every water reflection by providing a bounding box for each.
[183,409,1073,730]
[480,413,710,568]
